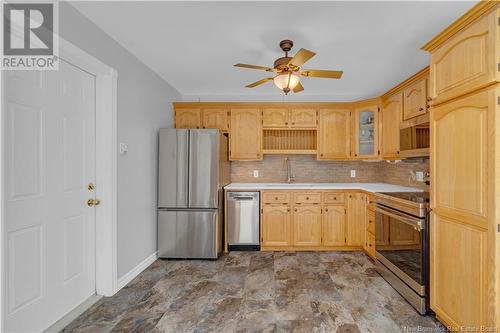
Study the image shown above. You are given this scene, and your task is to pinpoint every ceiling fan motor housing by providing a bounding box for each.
[279,39,294,52]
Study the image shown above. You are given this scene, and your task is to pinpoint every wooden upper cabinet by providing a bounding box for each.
[175,108,200,128]
[428,9,499,105]
[352,105,379,159]
[292,206,322,246]
[381,92,402,159]
[322,205,346,246]
[317,108,351,160]
[290,108,317,128]
[403,77,427,120]
[262,108,289,128]
[201,108,229,131]
[262,205,291,247]
[229,108,262,160]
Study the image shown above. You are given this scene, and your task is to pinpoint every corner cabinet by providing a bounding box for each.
[381,92,402,159]
[352,105,379,159]
[317,108,351,160]
[229,108,262,160]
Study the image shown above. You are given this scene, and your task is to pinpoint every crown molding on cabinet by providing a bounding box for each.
[421,1,499,52]
[381,67,429,100]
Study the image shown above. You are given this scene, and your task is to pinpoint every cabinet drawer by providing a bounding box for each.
[262,192,290,204]
[367,211,375,235]
[294,193,321,204]
[323,192,345,204]
[366,233,376,258]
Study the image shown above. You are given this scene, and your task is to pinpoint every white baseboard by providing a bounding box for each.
[116,252,158,291]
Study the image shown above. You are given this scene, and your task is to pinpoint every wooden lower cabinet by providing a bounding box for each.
[292,206,322,246]
[261,205,291,247]
[322,205,346,246]
[346,192,366,246]
[261,190,366,250]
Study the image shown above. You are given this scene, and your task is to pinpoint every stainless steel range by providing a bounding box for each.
[374,192,430,315]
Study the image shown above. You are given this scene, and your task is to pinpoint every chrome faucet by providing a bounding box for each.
[283,157,295,183]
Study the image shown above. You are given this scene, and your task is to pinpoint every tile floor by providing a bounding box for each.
[62,252,443,333]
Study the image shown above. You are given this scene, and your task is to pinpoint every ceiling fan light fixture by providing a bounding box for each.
[273,72,300,94]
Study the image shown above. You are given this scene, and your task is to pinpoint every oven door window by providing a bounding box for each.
[375,209,423,285]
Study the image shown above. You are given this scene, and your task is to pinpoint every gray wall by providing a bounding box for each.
[59,2,181,279]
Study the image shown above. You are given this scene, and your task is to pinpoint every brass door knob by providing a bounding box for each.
[87,198,101,207]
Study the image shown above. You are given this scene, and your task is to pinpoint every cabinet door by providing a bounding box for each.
[317,108,351,160]
[352,106,379,159]
[346,193,366,246]
[262,108,288,128]
[428,10,498,104]
[430,88,492,329]
[381,93,402,159]
[201,108,228,131]
[175,108,201,128]
[292,206,322,246]
[229,108,262,160]
[262,206,291,247]
[403,78,427,120]
[322,205,346,246]
[290,108,317,128]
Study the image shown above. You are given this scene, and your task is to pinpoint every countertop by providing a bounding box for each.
[224,182,423,193]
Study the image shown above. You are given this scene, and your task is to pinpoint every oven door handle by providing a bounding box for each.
[375,205,424,230]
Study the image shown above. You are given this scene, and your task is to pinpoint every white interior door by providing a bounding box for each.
[4,59,96,332]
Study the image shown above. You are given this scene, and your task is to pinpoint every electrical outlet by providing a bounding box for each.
[119,142,128,155]
[350,170,356,178]
[415,171,424,182]
[253,170,259,178]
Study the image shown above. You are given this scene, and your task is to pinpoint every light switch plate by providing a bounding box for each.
[119,142,128,155]
[350,170,356,178]
[415,171,424,182]
[253,170,259,178]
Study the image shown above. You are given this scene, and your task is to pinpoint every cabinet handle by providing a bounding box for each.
[292,122,295,125]
[320,154,324,157]
[325,208,329,212]
[419,107,424,111]
[294,208,298,212]
[333,197,337,200]
[354,154,358,157]
[427,97,432,102]
[275,197,279,200]
[285,122,288,125]
[306,197,309,200]
[287,208,290,212]
[196,126,200,129]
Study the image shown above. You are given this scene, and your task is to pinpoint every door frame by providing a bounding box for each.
[0,33,119,331]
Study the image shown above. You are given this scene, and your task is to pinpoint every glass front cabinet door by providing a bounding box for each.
[352,105,379,159]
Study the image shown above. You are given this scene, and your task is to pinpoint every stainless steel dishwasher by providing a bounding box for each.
[227,192,260,250]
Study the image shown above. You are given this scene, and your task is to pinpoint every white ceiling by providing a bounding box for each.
[72,1,476,102]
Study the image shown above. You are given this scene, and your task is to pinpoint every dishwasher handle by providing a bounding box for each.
[227,192,259,201]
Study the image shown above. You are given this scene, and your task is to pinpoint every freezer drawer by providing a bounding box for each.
[158,210,219,259]
[227,192,260,247]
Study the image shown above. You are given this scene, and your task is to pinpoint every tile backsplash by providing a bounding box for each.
[230,155,429,189]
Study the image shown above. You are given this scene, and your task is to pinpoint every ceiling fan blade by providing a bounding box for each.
[288,48,316,67]
[293,82,304,93]
[300,69,343,79]
[245,77,274,88]
[234,63,274,72]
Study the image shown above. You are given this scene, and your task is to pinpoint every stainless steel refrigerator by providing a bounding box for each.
[157,129,229,259]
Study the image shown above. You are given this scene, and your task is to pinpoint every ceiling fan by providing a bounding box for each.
[234,39,343,95]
